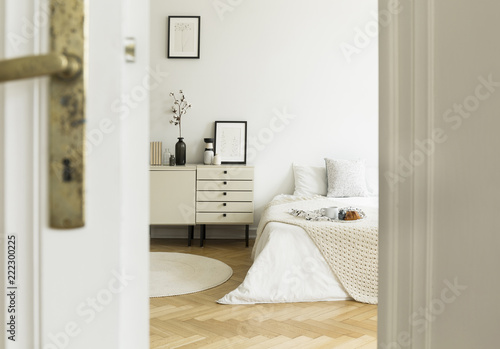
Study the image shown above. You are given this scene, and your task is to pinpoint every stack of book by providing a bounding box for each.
[150,141,162,166]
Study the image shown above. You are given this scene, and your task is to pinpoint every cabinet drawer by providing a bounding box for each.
[197,180,253,191]
[197,191,253,202]
[197,167,254,180]
[197,201,253,213]
[196,212,254,224]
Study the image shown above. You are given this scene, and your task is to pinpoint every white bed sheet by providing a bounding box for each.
[218,196,378,305]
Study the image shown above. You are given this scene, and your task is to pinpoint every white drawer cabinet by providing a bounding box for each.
[150,164,253,247]
[196,165,254,247]
[150,166,196,244]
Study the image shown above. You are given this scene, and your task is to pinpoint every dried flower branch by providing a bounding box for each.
[169,90,192,138]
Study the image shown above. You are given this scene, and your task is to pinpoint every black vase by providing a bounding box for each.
[175,137,186,165]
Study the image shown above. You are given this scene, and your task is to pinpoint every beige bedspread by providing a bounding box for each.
[252,195,378,304]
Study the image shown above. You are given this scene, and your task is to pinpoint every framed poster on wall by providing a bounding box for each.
[167,16,201,58]
[214,121,247,164]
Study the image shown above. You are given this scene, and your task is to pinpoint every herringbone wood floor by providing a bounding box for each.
[150,238,377,349]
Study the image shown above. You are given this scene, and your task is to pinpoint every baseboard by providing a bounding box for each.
[150,225,257,240]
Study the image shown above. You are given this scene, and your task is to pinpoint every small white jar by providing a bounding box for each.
[213,154,221,165]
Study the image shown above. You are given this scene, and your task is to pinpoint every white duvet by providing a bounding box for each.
[218,195,378,304]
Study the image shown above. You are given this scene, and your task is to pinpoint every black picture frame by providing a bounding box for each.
[167,16,201,59]
[214,121,247,164]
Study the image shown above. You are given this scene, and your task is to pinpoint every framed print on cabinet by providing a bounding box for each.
[167,16,200,58]
[214,121,247,164]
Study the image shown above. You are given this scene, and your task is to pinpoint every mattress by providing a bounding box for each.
[218,195,378,304]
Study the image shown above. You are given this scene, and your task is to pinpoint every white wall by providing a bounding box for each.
[150,0,378,236]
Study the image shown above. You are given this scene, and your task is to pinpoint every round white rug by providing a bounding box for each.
[150,252,233,297]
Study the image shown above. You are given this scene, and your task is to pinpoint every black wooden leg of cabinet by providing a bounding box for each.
[204,225,207,246]
[200,224,206,247]
[188,225,194,246]
[245,225,249,247]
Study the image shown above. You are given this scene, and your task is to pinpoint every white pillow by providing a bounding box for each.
[365,166,379,196]
[292,164,327,196]
[325,158,369,197]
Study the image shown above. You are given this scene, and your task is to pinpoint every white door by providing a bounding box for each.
[379,0,500,348]
[0,1,150,348]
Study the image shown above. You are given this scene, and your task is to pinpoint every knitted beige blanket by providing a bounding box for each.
[252,195,378,304]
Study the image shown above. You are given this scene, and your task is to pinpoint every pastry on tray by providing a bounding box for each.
[344,211,362,221]
[338,207,366,221]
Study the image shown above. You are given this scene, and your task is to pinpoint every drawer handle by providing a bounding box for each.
[223,203,227,206]
[223,213,227,217]
[223,192,227,196]
[224,170,227,174]
[223,181,227,185]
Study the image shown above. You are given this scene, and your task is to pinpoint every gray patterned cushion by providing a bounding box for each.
[325,158,369,197]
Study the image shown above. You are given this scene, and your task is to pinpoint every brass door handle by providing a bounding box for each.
[0,53,82,83]
[0,0,86,229]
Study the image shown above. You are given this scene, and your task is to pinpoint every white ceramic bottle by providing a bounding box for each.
[203,138,214,165]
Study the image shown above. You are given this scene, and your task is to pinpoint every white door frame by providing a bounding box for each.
[0,0,4,342]
[379,0,435,347]
[3,0,429,347]
[0,0,44,347]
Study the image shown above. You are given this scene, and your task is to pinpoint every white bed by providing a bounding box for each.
[218,195,378,305]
